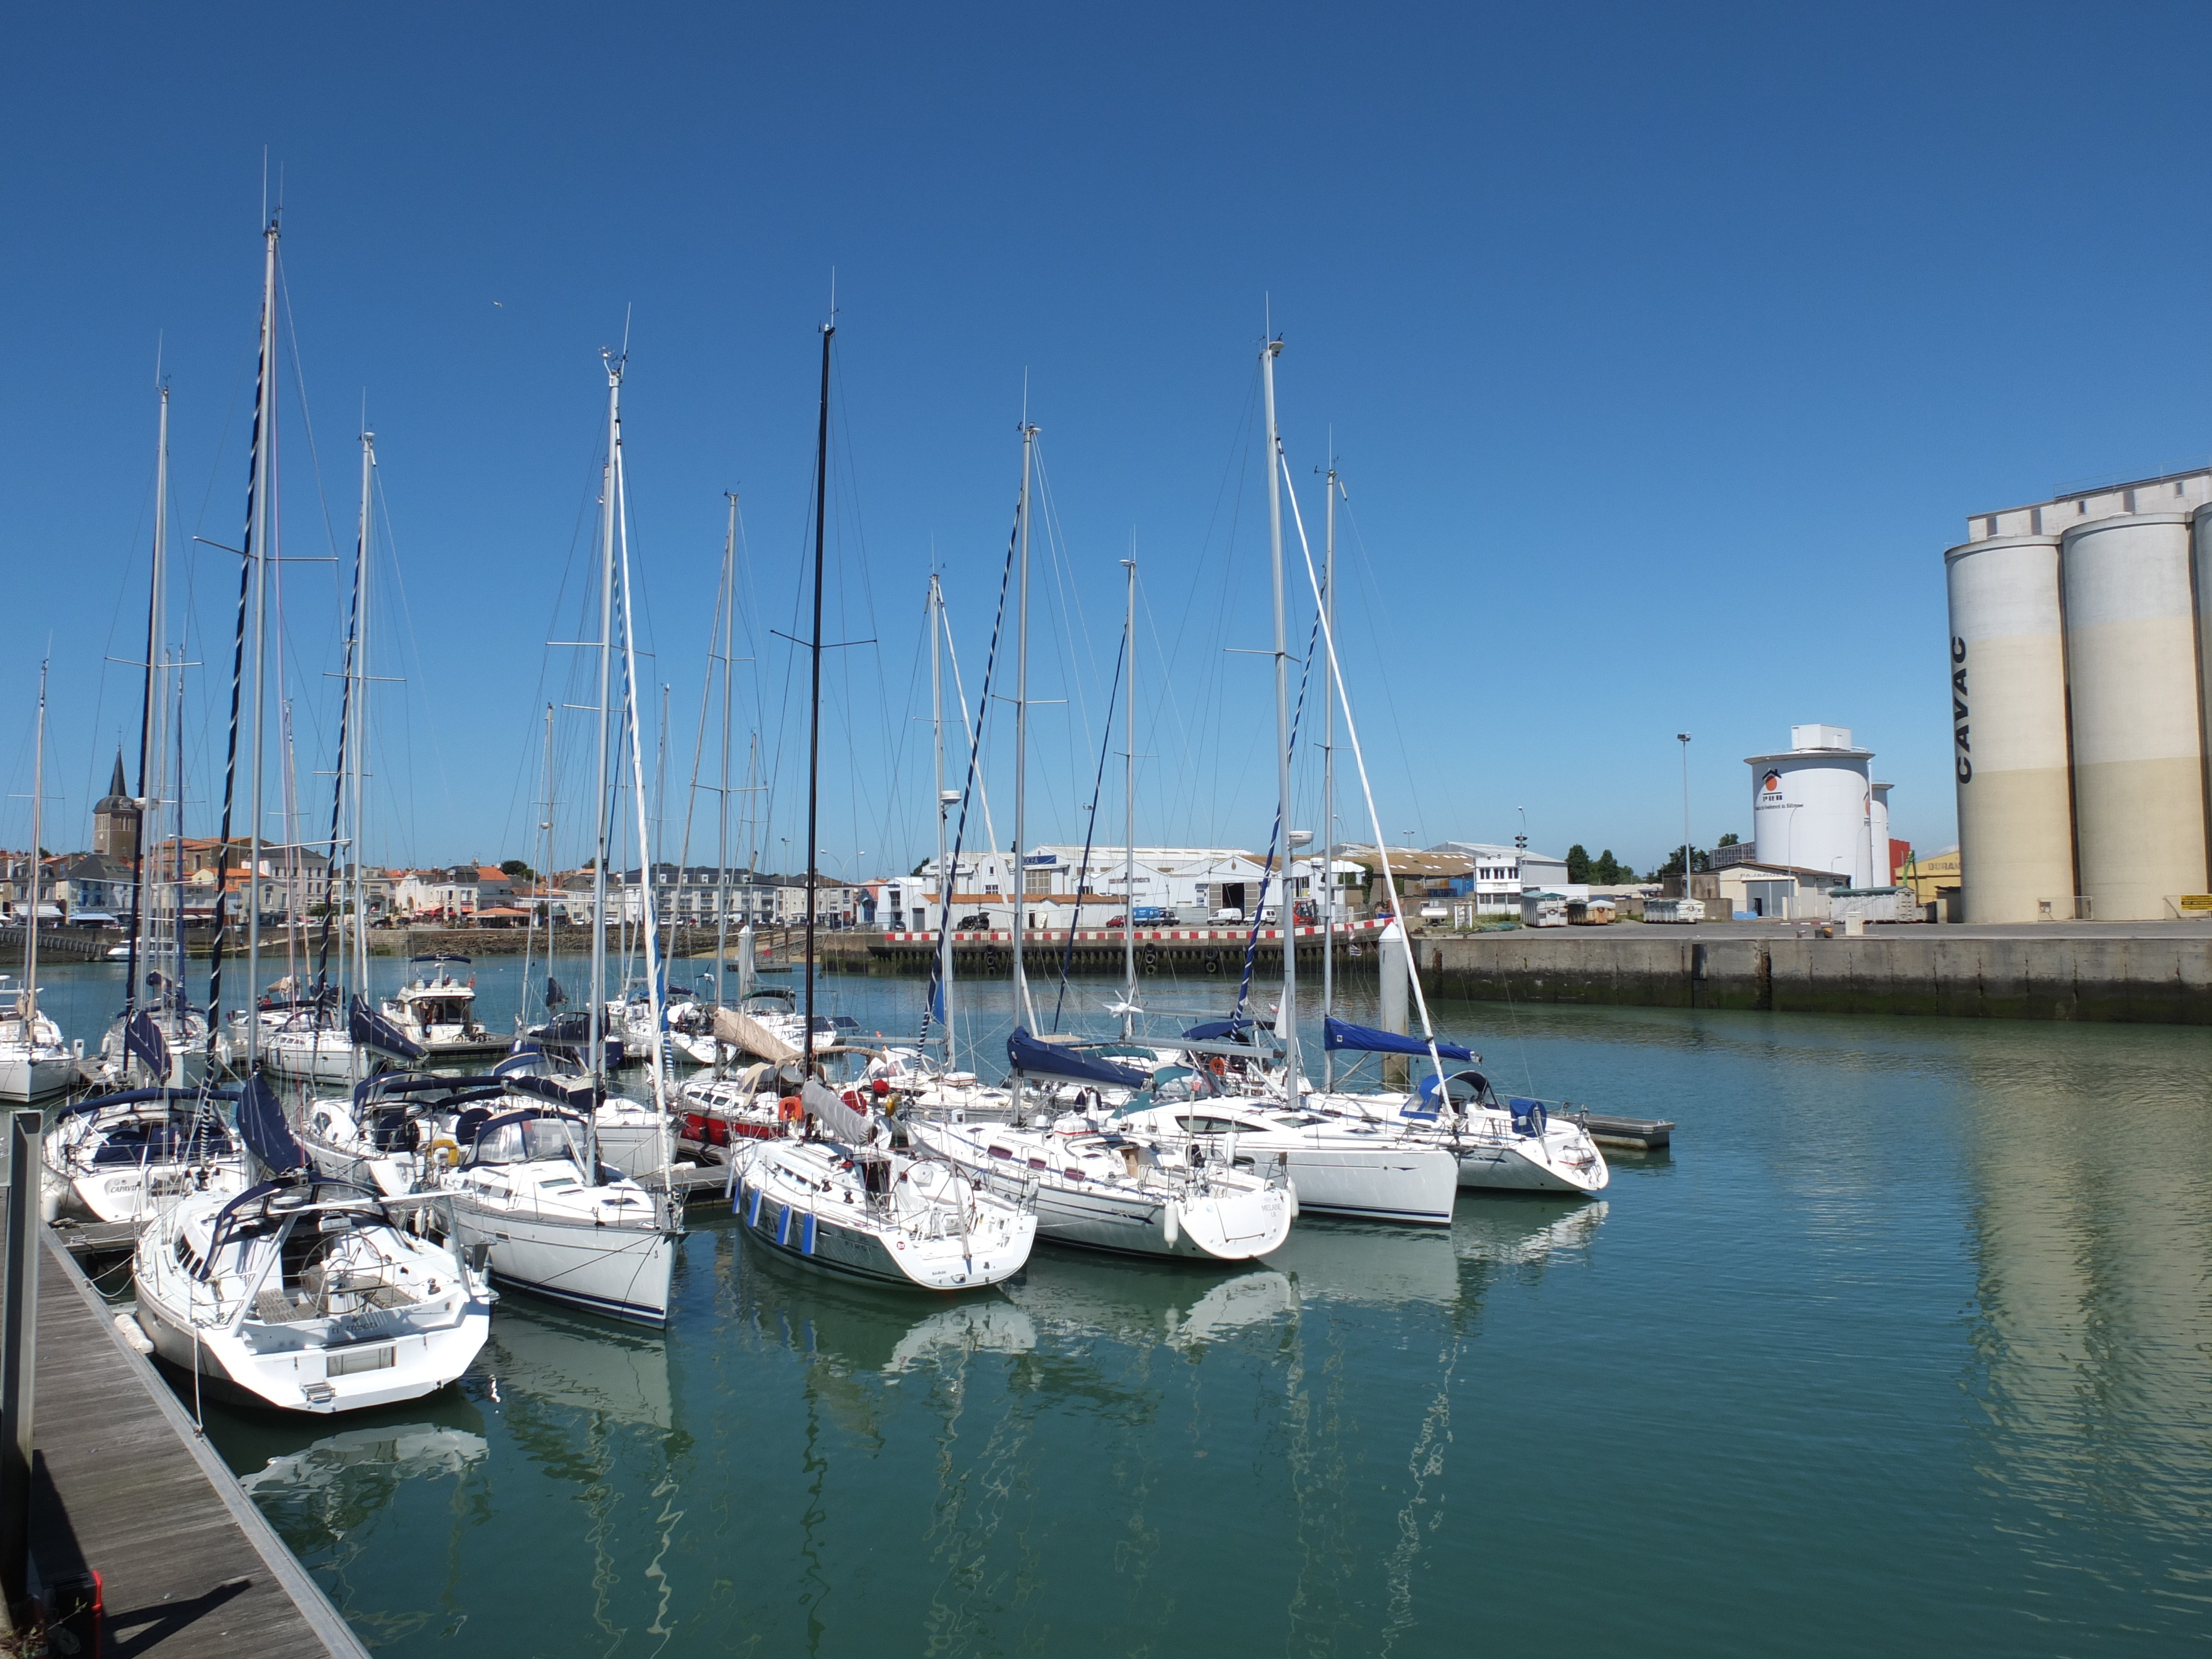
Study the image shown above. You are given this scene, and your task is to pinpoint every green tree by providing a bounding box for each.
[1593,849,1626,883]
[1716,832,1740,848]
[1565,844,1591,883]
[500,858,535,882]
[1652,847,1710,879]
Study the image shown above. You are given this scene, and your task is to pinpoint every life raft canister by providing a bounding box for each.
[778,1095,804,1125]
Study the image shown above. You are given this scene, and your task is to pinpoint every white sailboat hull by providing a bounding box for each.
[134,1286,490,1415]
[445,1198,675,1326]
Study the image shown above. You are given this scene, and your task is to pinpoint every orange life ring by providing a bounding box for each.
[1209,1055,1227,1078]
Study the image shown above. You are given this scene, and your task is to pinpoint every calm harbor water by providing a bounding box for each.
[28,954,2212,1656]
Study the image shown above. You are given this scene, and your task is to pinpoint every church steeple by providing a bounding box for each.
[93,748,140,860]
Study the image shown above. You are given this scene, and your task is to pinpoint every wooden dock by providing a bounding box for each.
[19,1207,367,1656]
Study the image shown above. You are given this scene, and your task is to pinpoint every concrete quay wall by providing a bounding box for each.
[1416,928,2212,1024]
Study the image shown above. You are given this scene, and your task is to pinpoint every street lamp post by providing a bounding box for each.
[1676,734,1693,906]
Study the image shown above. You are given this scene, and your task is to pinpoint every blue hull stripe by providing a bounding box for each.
[488,1270,669,1327]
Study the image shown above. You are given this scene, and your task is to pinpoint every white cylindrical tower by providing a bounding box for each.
[1943,535,2073,922]
[2061,512,2205,920]
[1749,726,1873,888]
[1870,782,1893,885]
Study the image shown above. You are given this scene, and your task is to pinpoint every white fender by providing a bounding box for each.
[1162,1199,1180,1249]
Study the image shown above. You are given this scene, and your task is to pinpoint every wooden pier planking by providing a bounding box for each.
[20,1207,367,1657]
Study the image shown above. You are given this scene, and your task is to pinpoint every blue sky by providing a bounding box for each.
[7,3,2210,878]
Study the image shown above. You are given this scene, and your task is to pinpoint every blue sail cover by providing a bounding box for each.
[1182,1018,1256,1042]
[350,995,427,1061]
[1007,1027,1147,1088]
[123,1009,170,1081]
[1322,1016,1473,1063]
[237,1073,309,1176]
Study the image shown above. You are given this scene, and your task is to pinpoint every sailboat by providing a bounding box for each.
[1248,357,1606,1198]
[129,220,489,1414]
[1,662,79,1102]
[96,384,210,1088]
[132,1074,492,1413]
[906,550,1295,1260]
[1112,338,1462,1227]
[425,346,680,1325]
[729,320,1035,1291]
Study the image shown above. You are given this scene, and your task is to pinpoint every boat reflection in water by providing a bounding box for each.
[487,1301,675,1431]
[239,1422,490,1556]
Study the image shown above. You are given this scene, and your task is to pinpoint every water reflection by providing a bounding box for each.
[1960,1041,2212,1639]
[238,1421,488,1551]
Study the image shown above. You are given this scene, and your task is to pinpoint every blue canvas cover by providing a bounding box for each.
[1322,1016,1473,1063]
[122,1009,170,1081]
[1007,1027,1147,1088]
[237,1073,309,1176]
[350,995,427,1061]
[1182,1018,1256,1041]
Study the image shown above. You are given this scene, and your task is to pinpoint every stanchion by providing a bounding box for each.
[1,1109,41,1605]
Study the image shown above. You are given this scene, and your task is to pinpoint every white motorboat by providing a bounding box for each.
[730,1080,1035,1290]
[1113,1088,1460,1226]
[903,1113,1294,1261]
[434,1103,679,1326]
[132,1173,491,1415]
[41,1085,247,1225]
[382,958,503,1057]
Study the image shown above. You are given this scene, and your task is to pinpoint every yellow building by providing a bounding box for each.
[1901,846,1961,906]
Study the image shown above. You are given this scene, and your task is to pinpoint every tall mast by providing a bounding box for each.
[614,429,669,1119]
[1321,461,1338,1092]
[1261,337,1299,1094]
[518,698,549,1031]
[23,662,46,1029]
[588,353,621,1081]
[1011,421,1037,1034]
[243,216,279,1072]
[124,385,169,1016]
[1121,557,1138,1037]
[802,322,833,1081]
[716,493,737,1004]
[351,429,374,1011]
[930,573,953,1068]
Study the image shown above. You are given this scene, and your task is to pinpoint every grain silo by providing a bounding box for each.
[1942,534,2074,922]
[2059,511,2205,919]
[1948,469,2212,923]
[1748,725,1875,886]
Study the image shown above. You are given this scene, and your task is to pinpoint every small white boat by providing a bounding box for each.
[434,1104,680,1326]
[904,1114,1294,1262]
[730,1081,1035,1290]
[0,1004,79,1103]
[95,995,210,1090]
[1113,1092,1460,1226]
[382,958,503,1058]
[41,1086,247,1224]
[133,1176,491,1415]
[1308,1070,1610,1196]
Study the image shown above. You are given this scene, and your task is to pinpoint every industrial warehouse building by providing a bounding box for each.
[1946,467,2212,921]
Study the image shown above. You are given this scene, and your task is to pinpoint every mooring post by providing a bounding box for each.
[1,1109,39,1603]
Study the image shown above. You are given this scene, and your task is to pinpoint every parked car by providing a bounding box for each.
[1103,915,1126,928]
[956,912,994,930]
[1211,906,1245,923]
